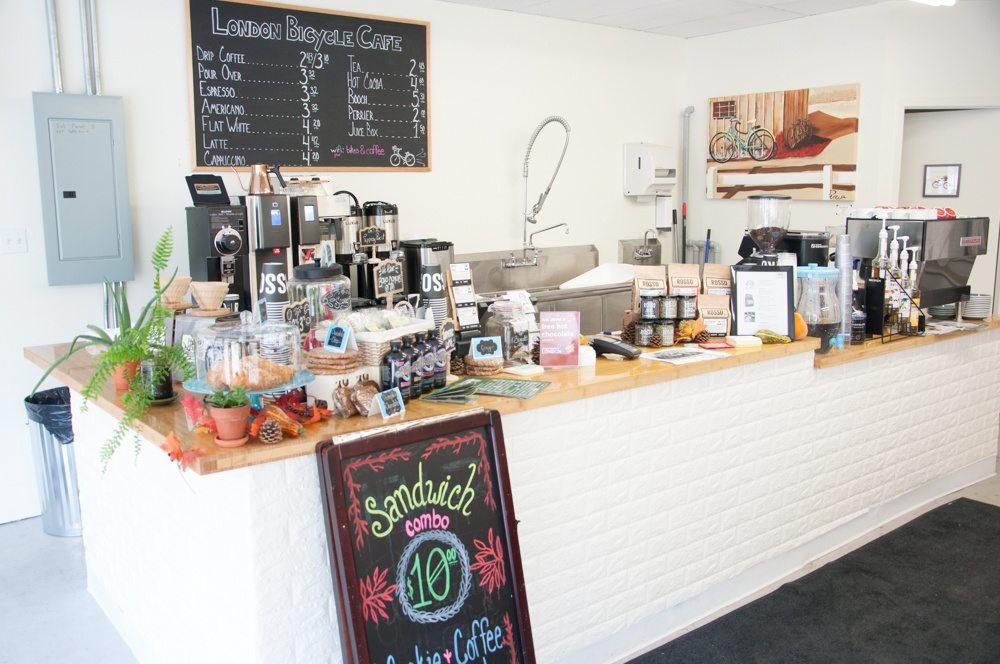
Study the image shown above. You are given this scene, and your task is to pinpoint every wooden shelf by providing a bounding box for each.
[24,336,819,476]
[813,317,999,368]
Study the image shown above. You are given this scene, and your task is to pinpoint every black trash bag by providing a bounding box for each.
[24,386,74,445]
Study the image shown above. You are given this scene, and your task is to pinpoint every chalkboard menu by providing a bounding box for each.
[317,410,535,664]
[187,0,430,170]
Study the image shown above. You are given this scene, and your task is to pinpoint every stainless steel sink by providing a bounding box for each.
[461,245,631,334]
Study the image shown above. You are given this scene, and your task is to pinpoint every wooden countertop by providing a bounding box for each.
[24,338,819,476]
[812,316,999,368]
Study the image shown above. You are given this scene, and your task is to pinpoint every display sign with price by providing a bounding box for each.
[187,0,430,171]
[317,410,535,664]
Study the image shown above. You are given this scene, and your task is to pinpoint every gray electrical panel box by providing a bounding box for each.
[32,92,134,286]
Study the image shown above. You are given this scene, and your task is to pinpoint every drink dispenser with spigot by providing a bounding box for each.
[796,264,841,354]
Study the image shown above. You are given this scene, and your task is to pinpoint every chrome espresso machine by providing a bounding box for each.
[847,215,989,307]
[847,215,990,335]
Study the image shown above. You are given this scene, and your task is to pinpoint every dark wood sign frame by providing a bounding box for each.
[317,409,535,664]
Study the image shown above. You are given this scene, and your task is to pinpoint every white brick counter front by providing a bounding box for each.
[72,328,1000,664]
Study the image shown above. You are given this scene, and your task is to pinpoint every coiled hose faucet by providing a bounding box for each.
[506,116,571,268]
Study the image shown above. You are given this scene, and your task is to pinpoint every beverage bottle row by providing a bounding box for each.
[381,330,447,403]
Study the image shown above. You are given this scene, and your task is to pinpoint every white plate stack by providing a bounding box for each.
[962,294,992,320]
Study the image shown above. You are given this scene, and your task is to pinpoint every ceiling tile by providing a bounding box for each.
[434,0,897,37]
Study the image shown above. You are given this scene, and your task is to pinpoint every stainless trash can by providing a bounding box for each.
[24,387,81,537]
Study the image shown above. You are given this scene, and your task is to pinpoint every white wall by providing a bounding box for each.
[1,1,682,521]
[683,0,1000,266]
[898,108,1000,307]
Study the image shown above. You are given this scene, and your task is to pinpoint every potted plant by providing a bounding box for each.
[28,227,194,469]
[205,386,251,447]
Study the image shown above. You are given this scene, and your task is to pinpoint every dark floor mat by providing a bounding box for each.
[630,498,1000,664]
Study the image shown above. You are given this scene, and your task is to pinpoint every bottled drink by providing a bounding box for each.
[418,331,437,394]
[429,329,447,389]
[381,340,406,400]
[413,331,431,396]
[400,335,420,401]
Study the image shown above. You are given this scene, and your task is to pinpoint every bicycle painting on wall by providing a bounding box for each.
[706,83,860,201]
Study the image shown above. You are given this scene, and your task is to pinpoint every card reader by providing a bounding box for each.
[591,336,642,359]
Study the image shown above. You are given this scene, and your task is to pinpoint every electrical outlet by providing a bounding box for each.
[0,229,27,254]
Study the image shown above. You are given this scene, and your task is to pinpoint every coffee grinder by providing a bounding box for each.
[184,174,252,311]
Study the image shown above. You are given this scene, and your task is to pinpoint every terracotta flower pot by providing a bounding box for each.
[112,360,140,391]
[209,404,251,448]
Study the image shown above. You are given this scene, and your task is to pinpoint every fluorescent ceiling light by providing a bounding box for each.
[908,0,956,6]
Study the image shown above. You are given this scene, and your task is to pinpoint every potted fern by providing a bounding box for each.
[205,386,251,447]
[29,227,194,469]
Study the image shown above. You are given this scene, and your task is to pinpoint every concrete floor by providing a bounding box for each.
[1,471,997,664]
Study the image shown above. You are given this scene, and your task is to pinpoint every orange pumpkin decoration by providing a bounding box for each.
[793,312,808,340]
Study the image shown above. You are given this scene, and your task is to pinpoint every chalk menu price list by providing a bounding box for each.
[318,411,536,664]
[187,0,429,170]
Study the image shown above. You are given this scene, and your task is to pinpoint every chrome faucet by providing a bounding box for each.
[633,229,657,260]
[504,116,571,269]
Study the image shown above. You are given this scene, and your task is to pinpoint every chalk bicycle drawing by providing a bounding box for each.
[784,117,814,150]
[390,145,416,167]
[709,118,776,163]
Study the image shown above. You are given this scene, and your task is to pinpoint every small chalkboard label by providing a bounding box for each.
[316,410,535,664]
[375,387,404,418]
[325,324,350,352]
[471,336,503,360]
[322,288,351,313]
[374,259,404,298]
[439,319,457,352]
[360,226,387,248]
[282,299,312,337]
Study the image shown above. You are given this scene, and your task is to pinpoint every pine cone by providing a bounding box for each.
[648,333,662,348]
[621,321,636,345]
[258,418,283,445]
[450,356,465,376]
[694,330,711,343]
[531,339,540,365]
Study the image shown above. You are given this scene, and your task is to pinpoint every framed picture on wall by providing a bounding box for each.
[923,164,961,197]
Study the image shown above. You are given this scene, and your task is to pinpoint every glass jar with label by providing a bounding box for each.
[485,300,531,365]
[658,295,678,319]
[640,295,659,320]
[677,295,698,319]
[287,262,352,329]
[634,321,655,347]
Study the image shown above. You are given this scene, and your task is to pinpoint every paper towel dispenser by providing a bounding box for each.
[623,143,677,201]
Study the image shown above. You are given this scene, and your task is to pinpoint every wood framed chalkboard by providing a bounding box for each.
[187,0,430,171]
[317,409,535,664]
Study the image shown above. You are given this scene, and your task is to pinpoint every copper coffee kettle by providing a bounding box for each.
[232,164,286,195]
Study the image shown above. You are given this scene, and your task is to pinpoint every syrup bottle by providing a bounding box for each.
[381,340,406,400]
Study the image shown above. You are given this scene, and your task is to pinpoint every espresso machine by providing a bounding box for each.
[288,178,351,266]
[847,215,989,307]
[233,165,293,319]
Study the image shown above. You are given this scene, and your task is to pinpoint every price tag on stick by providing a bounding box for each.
[374,259,404,309]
